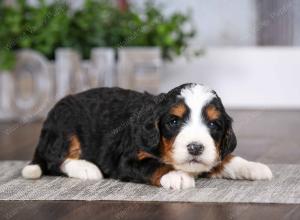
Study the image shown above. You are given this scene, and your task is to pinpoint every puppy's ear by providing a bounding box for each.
[131,97,165,155]
[220,114,237,159]
[213,93,237,160]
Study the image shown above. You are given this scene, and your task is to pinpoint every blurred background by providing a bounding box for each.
[0,0,300,161]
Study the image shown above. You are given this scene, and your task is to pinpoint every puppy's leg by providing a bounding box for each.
[119,157,195,190]
[209,155,273,180]
[35,129,103,180]
[60,159,103,180]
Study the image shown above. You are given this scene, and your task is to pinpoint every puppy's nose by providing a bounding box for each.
[187,143,204,156]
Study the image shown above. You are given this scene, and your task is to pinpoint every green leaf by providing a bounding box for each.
[0,50,16,71]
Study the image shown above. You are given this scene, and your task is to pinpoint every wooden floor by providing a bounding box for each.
[0,110,300,220]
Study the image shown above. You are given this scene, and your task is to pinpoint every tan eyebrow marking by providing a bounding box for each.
[206,105,221,120]
[169,103,187,118]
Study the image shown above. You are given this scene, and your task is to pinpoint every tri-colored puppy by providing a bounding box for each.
[22,83,272,189]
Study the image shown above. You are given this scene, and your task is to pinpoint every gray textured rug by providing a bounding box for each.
[0,161,299,203]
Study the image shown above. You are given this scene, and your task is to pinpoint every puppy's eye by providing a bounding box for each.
[208,122,218,129]
[168,118,180,127]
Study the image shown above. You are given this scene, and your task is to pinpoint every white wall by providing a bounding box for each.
[132,0,257,46]
[294,1,300,45]
[160,47,300,109]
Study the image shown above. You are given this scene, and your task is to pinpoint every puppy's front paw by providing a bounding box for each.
[240,161,273,180]
[223,157,273,180]
[160,170,195,190]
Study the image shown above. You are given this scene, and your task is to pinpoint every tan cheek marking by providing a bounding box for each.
[169,103,186,118]
[160,137,175,164]
[159,102,185,163]
[150,165,174,186]
[67,135,82,159]
[208,154,234,177]
[206,105,221,121]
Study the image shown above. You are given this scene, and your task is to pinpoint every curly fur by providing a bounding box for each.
[22,83,239,187]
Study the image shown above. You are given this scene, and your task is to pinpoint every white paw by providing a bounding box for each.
[60,159,103,180]
[223,157,273,180]
[22,164,42,179]
[160,170,195,190]
[238,161,273,180]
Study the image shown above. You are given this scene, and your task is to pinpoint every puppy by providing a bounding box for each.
[22,83,272,189]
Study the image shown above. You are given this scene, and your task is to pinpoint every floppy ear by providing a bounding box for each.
[220,114,237,159]
[131,99,163,155]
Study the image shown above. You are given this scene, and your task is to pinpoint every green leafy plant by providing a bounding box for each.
[138,2,196,59]
[73,0,195,59]
[0,0,70,69]
[0,1,22,70]
[0,0,196,70]
[19,1,70,59]
[64,0,112,59]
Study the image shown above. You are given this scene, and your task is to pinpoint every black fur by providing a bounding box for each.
[29,83,236,185]
[31,86,183,184]
[203,96,237,160]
